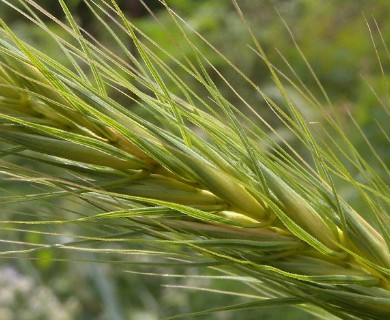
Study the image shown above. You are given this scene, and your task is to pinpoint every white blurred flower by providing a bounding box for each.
[0,266,79,320]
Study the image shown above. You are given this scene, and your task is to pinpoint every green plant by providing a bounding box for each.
[0,1,389,319]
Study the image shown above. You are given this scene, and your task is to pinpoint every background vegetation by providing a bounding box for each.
[0,1,389,319]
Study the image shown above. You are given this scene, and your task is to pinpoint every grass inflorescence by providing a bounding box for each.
[0,1,389,319]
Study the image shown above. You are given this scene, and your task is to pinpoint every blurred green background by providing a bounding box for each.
[0,0,389,319]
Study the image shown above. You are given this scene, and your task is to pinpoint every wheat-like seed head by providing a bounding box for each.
[0,1,389,318]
